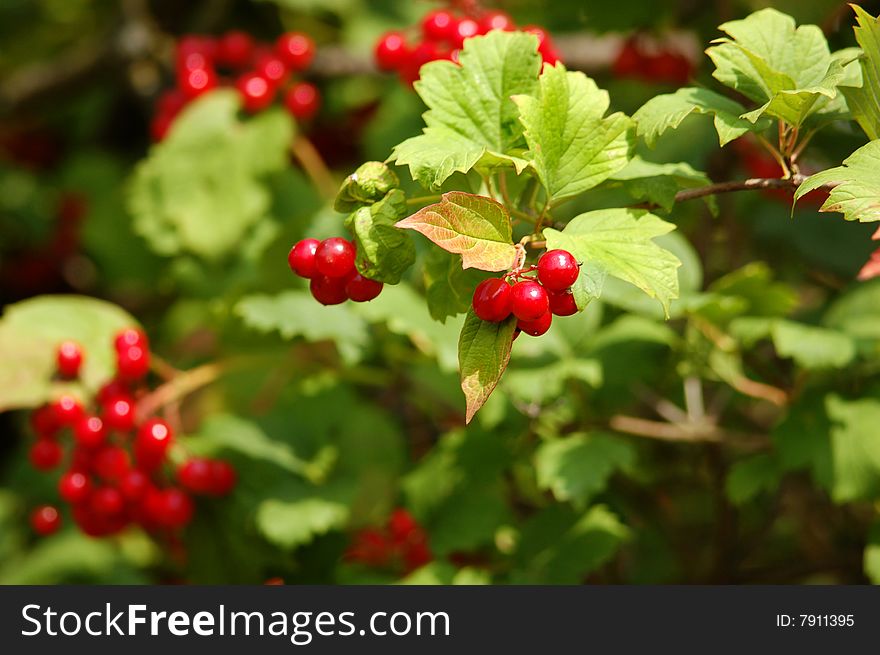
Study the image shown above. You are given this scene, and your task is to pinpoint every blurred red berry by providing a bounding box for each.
[51,394,84,427]
[422,10,458,42]
[56,341,83,378]
[235,73,275,113]
[59,471,92,504]
[73,415,107,449]
[375,31,410,71]
[276,32,315,71]
[284,82,321,120]
[117,345,150,381]
[114,328,148,353]
[29,439,63,470]
[31,505,61,535]
[102,396,136,432]
[217,30,254,68]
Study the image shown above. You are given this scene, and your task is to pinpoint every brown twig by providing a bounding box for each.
[609,414,770,450]
[136,361,225,421]
[290,135,338,200]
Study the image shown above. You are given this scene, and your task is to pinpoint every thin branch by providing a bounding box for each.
[609,415,770,450]
[136,362,225,421]
[290,135,338,200]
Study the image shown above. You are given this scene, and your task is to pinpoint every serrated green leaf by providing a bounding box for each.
[0,295,137,411]
[423,248,487,323]
[334,161,400,213]
[706,8,851,126]
[390,31,541,189]
[458,309,516,423]
[128,91,294,259]
[826,395,880,502]
[840,6,880,140]
[771,321,856,369]
[396,192,516,272]
[535,433,634,507]
[503,359,602,405]
[795,140,880,222]
[824,279,880,341]
[256,497,349,550]
[234,291,367,363]
[512,63,633,203]
[345,189,414,284]
[544,209,681,317]
[607,155,716,213]
[632,86,761,147]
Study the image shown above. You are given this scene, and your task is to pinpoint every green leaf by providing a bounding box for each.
[632,86,762,147]
[840,6,880,140]
[344,189,414,284]
[256,497,349,550]
[707,262,798,319]
[535,433,635,506]
[607,156,716,213]
[423,248,487,323]
[725,453,780,505]
[390,31,541,189]
[234,291,367,364]
[334,161,400,213]
[128,91,294,259]
[503,359,602,405]
[458,309,517,423]
[824,279,880,341]
[0,295,137,411]
[544,209,681,317]
[770,321,856,369]
[396,192,516,272]
[512,63,633,202]
[826,395,880,502]
[866,522,880,584]
[795,140,880,223]
[706,8,851,126]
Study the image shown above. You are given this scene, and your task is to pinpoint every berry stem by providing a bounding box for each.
[290,135,337,200]
[405,195,441,206]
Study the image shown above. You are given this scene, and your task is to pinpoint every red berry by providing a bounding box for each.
[472,278,512,322]
[119,470,148,503]
[479,11,515,33]
[150,113,173,142]
[613,39,642,77]
[284,82,321,120]
[31,505,61,535]
[345,274,383,302]
[56,341,83,378]
[73,415,107,449]
[315,238,356,278]
[97,378,129,404]
[91,487,124,516]
[276,32,314,71]
[209,460,237,495]
[115,328,148,353]
[537,249,579,291]
[156,90,187,118]
[511,280,549,321]
[70,448,95,474]
[288,238,320,278]
[523,25,550,49]
[399,42,444,85]
[135,419,173,471]
[29,439,63,470]
[375,31,409,71]
[30,405,59,438]
[452,18,480,48]
[177,35,217,62]
[102,396,136,432]
[254,52,289,86]
[51,394,84,427]
[178,458,213,494]
[217,30,254,68]
[517,311,552,336]
[59,471,92,504]
[235,73,275,113]
[309,275,349,306]
[157,488,194,528]
[645,51,692,85]
[421,10,457,42]
[548,289,578,317]
[178,66,217,99]
[117,344,150,381]
[388,509,418,542]
[94,445,130,482]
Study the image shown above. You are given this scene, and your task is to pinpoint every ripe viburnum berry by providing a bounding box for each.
[284,82,321,120]
[97,378,129,404]
[115,328,148,353]
[31,505,61,535]
[30,404,59,438]
[537,249,579,291]
[102,396,136,432]
[51,394,84,427]
[73,415,107,449]
[479,11,515,33]
[275,32,314,71]
[452,18,480,48]
[217,30,254,68]
[421,10,458,42]
[157,488,194,528]
[254,52,289,86]
[178,66,217,99]
[209,460,237,495]
[345,274,383,302]
[119,469,150,502]
[178,458,213,494]
[518,311,552,337]
[29,439,63,471]
[59,471,92,504]
[548,289,578,317]
[56,341,83,378]
[117,344,150,381]
[315,238,356,278]
[235,73,274,113]
[288,238,320,278]
[375,31,410,71]
[94,445,130,482]
[510,280,549,321]
[310,275,349,306]
[91,487,125,516]
[135,419,173,471]
[472,278,512,322]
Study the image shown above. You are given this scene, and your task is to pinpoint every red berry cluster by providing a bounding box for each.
[151,30,319,141]
[472,249,580,337]
[26,329,236,538]
[345,509,432,574]
[375,8,561,85]
[612,36,693,86]
[287,237,383,305]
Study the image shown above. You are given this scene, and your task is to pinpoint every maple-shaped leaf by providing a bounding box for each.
[396,192,517,272]
[840,6,880,140]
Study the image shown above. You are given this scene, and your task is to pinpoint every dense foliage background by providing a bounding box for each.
[2,0,880,585]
